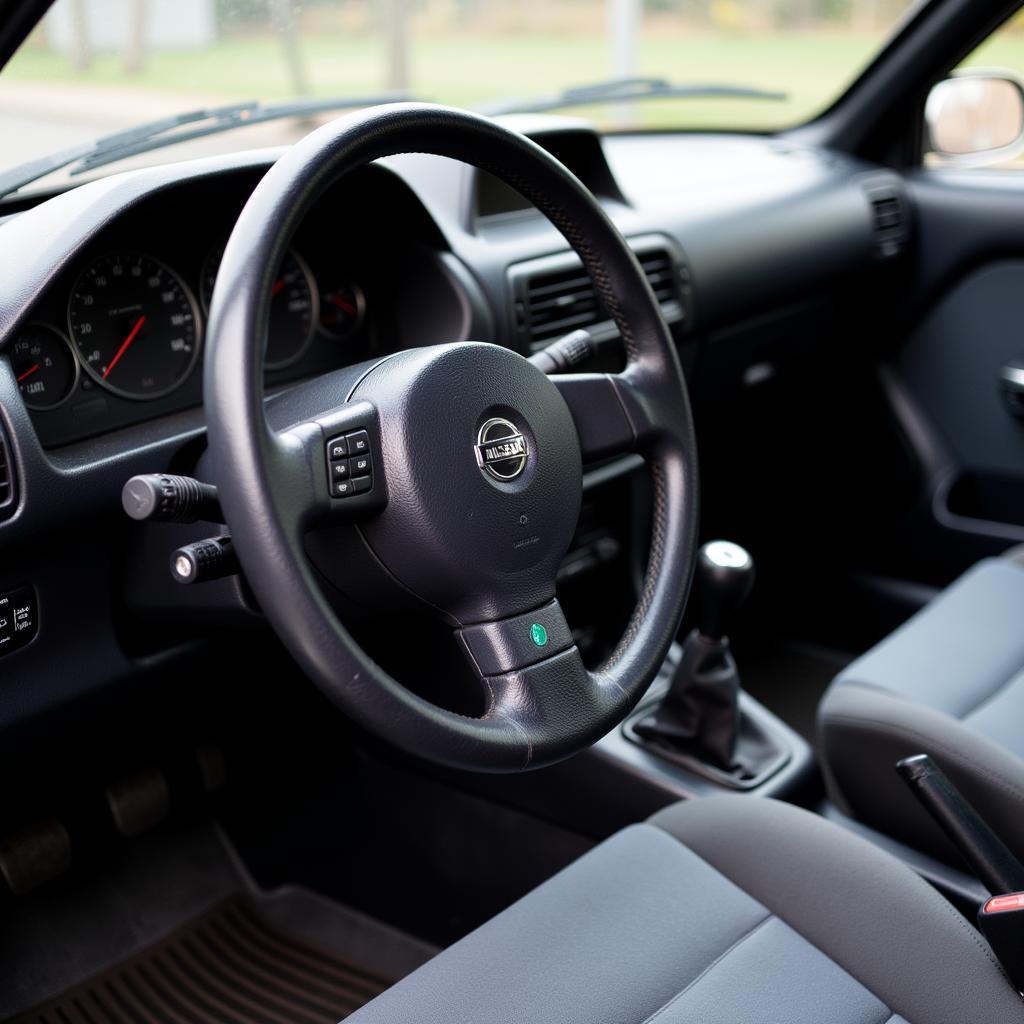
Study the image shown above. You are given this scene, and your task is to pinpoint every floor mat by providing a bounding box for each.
[10,894,395,1024]
[0,823,435,1024]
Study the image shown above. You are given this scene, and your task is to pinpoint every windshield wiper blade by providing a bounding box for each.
[0,93,412,199]
[479,77,786,116]
[0,103,242,198]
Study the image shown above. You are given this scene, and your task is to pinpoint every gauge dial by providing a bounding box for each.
[12,324,79,410]
[318,277,366,340]
[201,246,318,370]
[199,245,225,316]
[67,253,201,400]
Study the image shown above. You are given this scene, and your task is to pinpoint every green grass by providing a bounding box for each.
[8,25,1024,132]
[1,29,900,131]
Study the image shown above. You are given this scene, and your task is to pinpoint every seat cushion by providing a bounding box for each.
[818,556,1024,862]
[346,796,1022,1024]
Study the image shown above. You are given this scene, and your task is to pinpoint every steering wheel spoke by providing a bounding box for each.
[455,598,576,679]
[452,612,607,769]
[449,599,629,769]
[552,370,661,464]
[273,398,387,533]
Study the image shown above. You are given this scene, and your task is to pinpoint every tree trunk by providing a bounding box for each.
[69,0,91,73]
[607,0,639,127]
[270,0,311,97]
[383,0,409,93]
[123,0,147,75]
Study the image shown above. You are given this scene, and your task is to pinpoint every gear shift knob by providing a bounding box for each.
[694,540,755,641]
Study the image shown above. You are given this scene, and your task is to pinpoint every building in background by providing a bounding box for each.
[45,0,216,55]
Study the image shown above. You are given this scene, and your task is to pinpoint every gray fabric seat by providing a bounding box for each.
[818,552,1024,864]
[347,795,1022,1023]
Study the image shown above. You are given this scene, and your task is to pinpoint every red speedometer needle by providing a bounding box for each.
[103,315,146,380]
[328,294,356,315]
[271,278,285,297]
[16,363,40,383]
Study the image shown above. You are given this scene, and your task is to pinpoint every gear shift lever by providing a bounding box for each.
[634,541,754,770]
[693,541,755,640]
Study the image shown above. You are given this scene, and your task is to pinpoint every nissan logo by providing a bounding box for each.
[475,417,528,481]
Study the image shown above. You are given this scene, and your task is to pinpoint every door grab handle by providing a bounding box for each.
[999,359,1024,417]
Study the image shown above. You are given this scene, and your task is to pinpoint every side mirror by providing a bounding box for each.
[926,69,1024,167]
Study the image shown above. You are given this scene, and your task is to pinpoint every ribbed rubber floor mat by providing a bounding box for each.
[10,896,393,1024]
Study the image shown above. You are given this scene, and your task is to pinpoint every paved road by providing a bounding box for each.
[0,82,324,191]
[0,109,103,166]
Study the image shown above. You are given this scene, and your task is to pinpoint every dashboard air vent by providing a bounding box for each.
[863,178,909,260]
[0,416,13,519]
[513,239,689,351]
[520,264,602,346]
[637,250,680,306]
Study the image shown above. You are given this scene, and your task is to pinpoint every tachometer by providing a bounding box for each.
[201,245,318,370]
[12,324,79,410]
[318,275,366,340]
[67,253,201,401]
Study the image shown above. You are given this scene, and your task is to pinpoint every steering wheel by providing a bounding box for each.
[204,104,698,773]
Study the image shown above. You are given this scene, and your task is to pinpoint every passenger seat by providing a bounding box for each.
[817,547,1024,864]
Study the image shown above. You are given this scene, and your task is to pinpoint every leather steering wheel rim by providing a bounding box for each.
[204,103,699,773]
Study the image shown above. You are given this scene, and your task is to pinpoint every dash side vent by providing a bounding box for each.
[863,177,909,260]
[0,416,13,518]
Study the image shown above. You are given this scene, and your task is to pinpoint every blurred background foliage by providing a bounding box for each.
[5,0,1015,131]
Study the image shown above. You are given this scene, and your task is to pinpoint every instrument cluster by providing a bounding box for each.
[4,166,402,448]
[13,243,368,414]
[5,163,470,448]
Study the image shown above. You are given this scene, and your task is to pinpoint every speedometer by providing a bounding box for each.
[68,253,201,400]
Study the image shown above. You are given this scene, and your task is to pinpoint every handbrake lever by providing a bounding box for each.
[897,753,1024,991]
[897,754,1024,895]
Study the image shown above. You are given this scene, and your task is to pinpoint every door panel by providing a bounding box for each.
[898,259,1024,478]
[886,171,1024,573]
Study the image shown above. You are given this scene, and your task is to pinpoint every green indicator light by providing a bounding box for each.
[530,623,548,648]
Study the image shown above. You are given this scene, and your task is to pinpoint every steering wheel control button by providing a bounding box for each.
[324,421,379,500]
[475,417,528,482]
[458,600,572,676]
[346,430,370,456]
[325,430,376,499]
[0,586,39,657]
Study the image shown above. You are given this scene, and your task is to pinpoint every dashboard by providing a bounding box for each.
[5,166,464,447]
[0,116,909,721]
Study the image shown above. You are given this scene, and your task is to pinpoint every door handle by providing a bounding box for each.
[999,358,1024,416]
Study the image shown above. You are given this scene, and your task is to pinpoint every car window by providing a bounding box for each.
[0,0,920,187]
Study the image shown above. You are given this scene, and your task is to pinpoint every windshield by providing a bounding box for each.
[0,0,920,187]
